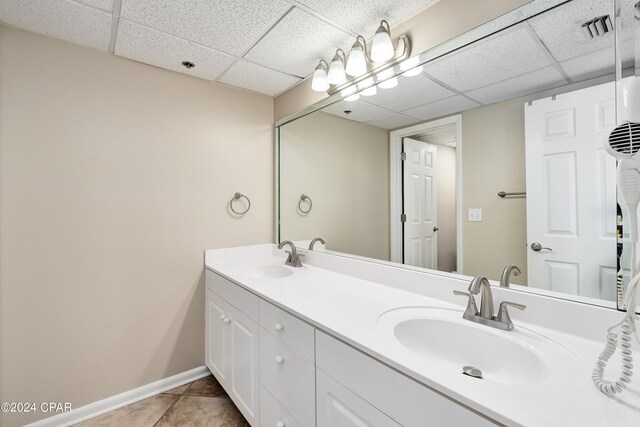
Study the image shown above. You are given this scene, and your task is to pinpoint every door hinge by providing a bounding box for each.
[401,152,406,161]
[401,214,407,222]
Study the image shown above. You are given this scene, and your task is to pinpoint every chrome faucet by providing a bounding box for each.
[500,264,521,288]
[453,275,526,331]
[278,241,304,267]
[309,237,325,251]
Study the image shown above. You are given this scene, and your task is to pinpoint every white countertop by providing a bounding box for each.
[205,244,640,427]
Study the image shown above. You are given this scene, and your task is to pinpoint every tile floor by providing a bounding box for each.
[73,374,249,427]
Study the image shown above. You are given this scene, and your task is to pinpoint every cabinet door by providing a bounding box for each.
[205,290,228,384]
[227,303,260,426]
[317,369,401,427]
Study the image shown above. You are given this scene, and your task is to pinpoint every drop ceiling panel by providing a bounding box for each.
[296,0,439,36]
[558,47,615,81]
[422,25,552,92]
[403,95,479,121]
[323,99,392,122]
[0,0,112,51]
[528,0,614,62]
[365,113,418,129]
[219,60,301,96]
[120,0,291,56]
[115,19,236,81]
[245,7,353,77]
[364,74,454,111]
[76,0,113,12]
[465,66,567,105]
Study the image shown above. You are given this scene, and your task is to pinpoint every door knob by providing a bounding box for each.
[433,226,439,232]
[530,242,552,252]
[274,323,284,332]
[223,317,231,324]
[274,355,284,364]
[276,421,285,427]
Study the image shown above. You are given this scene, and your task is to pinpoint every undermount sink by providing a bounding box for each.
[378,307,585,387]
[238,264,294,280]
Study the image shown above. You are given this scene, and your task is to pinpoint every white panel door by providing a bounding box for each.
[227,303,260,426]
[205,290,228,384]
[403,138,438,269]
[525,82,617,299]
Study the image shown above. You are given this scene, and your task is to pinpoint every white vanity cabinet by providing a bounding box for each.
[205,271,260,426]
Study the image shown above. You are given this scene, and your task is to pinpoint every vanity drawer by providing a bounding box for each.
[260,328,315,427]
[259,299,315,362]
[260,385,301,427]
[206,269,258,321]
[316,331,498,427]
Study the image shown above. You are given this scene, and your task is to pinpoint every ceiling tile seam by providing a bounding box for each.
[364,112,414,125]
[214,6,303,82]
[523,21,573,84]
[215,80,276,98]
[420,72,486,106]
[65,0,113,14]
[108,0,122,53]
[397,94,465,116]
[283,0,358,38]
[115,18,236,60]
[271,79,307,98]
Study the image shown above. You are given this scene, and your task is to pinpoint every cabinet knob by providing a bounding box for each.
[274,355,284,365]
[276,421,285,427]
[220,314,226,320]
[223,317,231,324]
[274,323,284,332]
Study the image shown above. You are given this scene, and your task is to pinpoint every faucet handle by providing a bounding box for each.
[453,290,479,318]
[496,301,526,330]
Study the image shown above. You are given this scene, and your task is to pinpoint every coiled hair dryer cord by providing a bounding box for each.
[592,271,640,395]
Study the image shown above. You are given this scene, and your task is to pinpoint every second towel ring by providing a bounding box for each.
[298,194,312,214]
[229,192,251,215]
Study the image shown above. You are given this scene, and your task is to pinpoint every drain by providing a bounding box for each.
[462,365,483,379]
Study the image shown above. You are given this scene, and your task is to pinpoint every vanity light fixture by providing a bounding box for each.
[327,49,347,85]
[310,19,411,96]
[311,60,330,92]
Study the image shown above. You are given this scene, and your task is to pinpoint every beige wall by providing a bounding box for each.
[0,25,273,427]
[461,97,528,285]
[274,0,531,121]
[436,144,457,273]
[279,112,390,261]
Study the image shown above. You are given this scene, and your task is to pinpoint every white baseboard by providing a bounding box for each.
[25,365,210,427]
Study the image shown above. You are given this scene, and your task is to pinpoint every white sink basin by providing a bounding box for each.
[378,307,585,387]
[239,264,294,280]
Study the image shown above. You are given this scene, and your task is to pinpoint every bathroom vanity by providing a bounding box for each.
[205,244,640,427]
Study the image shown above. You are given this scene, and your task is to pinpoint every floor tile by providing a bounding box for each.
[155,396,245,427]
[164,383,191,395]
[184,375,228,398]
[73,393,178,427]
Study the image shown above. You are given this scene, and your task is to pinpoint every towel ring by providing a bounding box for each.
[229,192,251,215]
[298,194,312,214]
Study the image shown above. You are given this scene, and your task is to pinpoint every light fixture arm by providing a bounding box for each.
[334,48,346,63]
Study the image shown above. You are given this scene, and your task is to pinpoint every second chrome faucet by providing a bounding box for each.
[454,271,526,331]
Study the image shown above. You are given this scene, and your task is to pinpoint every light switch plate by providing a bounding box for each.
[468,208,482,222]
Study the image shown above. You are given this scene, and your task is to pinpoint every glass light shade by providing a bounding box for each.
[379,76,398,89]
[327,55,347,85]
[346,44,367,76]
[371,24,394,62]
[402,65,423,77]
[345,93,360,102]
[311,64,329,92]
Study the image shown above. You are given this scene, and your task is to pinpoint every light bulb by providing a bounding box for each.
[327,50,346,85]
[371,21,394,62]
[346,41,367,76]
[311,61,329,92]
[345,93,360,102]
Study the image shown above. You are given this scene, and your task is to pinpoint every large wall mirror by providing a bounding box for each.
[277,0,640,310]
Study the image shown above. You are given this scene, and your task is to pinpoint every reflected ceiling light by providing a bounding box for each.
[400,57,423,77]
[311,60,329,92]
[377,68,398,89]
[345,93,360,101]
[359,78,377,96]
[371,20,394,62]
[327,49,347,85]
[346,36,368,76]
